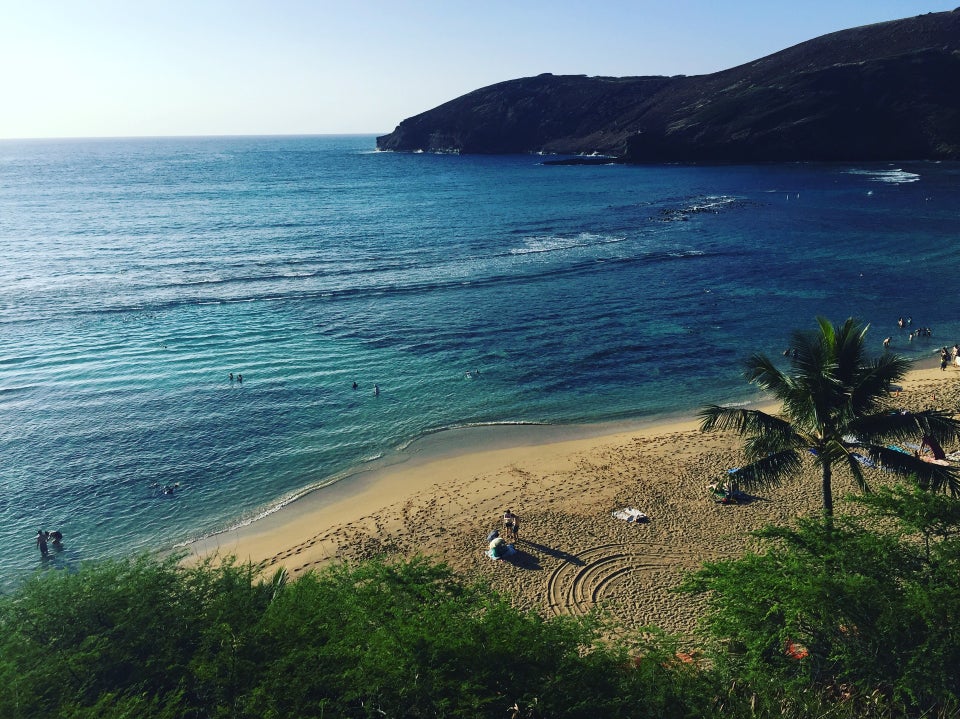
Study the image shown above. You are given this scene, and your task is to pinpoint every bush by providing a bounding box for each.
[0,553,724,718]
[680,485,960,717]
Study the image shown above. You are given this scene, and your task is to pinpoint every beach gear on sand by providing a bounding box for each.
[612,507,648,523]
[486,538,517,560]
[851,453,875,468]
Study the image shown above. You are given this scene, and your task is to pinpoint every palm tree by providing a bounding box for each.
[699,317,960,520]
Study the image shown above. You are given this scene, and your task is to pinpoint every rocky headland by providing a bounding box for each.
[377,10,960,162]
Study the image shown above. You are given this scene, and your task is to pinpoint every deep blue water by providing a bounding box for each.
[1,135,957,589]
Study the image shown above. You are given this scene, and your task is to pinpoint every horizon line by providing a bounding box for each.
[0,132,388,142]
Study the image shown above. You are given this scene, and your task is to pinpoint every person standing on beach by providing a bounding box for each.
[503,509,519,542]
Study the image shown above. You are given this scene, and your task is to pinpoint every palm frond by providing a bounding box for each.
[910,410,960,446]
[918,465,960,497]
[698,405,793,441]
[833,318,870,377]
[840,450,870,493]
[850,409,960,448]
[849,354,911,413]
[743,430,806,461]
[868,445,960,496]
[743,353,791,397]
[730,450,803,491]
[785,323,846,431]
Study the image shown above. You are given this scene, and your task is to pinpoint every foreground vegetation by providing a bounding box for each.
[1,552,719,719]
[2,483,960,718]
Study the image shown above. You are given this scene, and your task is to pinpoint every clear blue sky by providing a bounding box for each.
[1,1,954,139]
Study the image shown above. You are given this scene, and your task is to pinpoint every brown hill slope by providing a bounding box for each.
[376,10,960,162]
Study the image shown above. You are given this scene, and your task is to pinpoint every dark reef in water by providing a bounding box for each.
[377,10,960,162]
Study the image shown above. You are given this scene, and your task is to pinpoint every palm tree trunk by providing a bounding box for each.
[822,464,834,519]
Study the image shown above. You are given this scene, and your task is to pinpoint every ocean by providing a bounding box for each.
[1,135,957,590]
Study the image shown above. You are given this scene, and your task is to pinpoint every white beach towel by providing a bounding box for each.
[612,507,648,523]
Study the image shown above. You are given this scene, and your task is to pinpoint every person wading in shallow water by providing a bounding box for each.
[36,530,48,557]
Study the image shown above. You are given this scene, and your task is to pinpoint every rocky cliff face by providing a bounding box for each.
[376,10,960,162]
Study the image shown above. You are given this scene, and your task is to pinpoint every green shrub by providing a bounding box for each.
[680,485,960,716]
[0,553,725,718]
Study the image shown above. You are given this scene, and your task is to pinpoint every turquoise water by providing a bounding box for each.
[1,135,957,589]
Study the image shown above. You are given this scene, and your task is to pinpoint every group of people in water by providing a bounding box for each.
[883,317,936,350]
[352,381,380,395]
[35,529,63,557]
[896,316,933,341]
[486,509,520,560]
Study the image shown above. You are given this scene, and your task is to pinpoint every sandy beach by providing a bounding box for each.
[189,362,959,638]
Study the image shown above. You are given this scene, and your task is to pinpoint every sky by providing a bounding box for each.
[0,1,955,139]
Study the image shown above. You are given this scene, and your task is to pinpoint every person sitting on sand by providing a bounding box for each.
[487,535,517,561]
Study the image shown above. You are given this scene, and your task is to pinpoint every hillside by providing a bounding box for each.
[376,10,960,162]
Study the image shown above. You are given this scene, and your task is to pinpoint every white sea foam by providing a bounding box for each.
[510,232,624,255]
[845,168,920,184]
[687,195,738,211]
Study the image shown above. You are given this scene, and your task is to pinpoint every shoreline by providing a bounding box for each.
[184,401,768,559]
[184,399,765,548]
[187,360,957,636]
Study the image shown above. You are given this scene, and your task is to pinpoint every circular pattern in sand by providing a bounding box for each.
[547,542,714,618]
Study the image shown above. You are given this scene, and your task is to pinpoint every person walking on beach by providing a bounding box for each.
[36,530,48,557]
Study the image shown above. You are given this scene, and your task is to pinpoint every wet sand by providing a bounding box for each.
[188,362,959,638]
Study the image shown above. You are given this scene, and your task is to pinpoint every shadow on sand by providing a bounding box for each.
[513,540,584,567]
[714,491,770,506]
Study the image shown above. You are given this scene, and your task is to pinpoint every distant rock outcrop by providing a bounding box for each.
[377,10,960,162]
